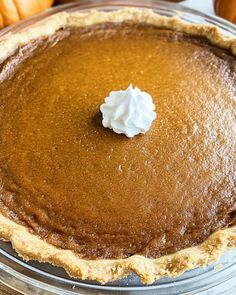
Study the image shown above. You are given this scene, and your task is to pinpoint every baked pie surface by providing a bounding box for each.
[0,9,235,283]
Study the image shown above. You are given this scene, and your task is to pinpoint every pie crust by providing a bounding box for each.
[0,8,236,284]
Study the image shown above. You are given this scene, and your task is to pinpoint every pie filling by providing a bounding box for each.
[0,22,235,259]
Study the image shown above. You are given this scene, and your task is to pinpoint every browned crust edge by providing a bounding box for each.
[1,8,236,63]
[0,214,236,284]
[0,8,236,284]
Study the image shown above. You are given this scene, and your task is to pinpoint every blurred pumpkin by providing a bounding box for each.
[214,0,236,24]
[0,0,53,28]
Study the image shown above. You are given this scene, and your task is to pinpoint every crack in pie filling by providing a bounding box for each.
[0,8,235,283]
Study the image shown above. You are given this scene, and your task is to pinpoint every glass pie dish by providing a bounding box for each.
[0,0,236,294]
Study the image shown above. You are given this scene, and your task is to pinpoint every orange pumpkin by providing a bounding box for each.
[214,0,236,24]
[0,0,54,28]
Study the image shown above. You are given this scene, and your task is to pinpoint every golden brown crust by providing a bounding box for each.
[1,8,236,63]
[0,8,236,284]
[0,213,236,284]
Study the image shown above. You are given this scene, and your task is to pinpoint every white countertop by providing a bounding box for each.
[182,0,214,14]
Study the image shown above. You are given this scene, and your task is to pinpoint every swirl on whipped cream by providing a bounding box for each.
[100,84,157,138]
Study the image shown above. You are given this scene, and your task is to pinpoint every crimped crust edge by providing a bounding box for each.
[0,214,236,284]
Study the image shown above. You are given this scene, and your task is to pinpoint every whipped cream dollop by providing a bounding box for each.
[100,84,157,138]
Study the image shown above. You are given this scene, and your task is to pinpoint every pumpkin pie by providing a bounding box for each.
[0,8,235,284]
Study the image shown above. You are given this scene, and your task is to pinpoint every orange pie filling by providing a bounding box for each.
[0,23,235,259]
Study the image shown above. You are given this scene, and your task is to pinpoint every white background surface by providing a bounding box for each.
[182,0,214,14]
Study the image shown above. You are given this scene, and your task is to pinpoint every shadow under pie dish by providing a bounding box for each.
[0,6,235,285]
